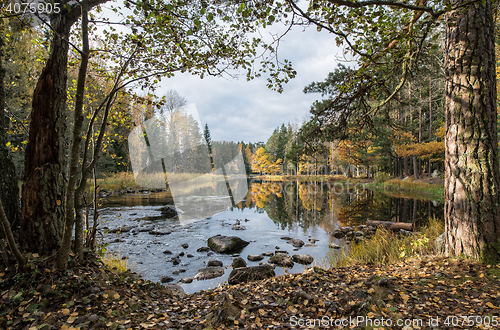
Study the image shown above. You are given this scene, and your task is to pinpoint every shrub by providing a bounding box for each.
[329,216,444,267]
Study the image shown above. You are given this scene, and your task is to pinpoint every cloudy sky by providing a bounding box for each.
[155,25,346,144]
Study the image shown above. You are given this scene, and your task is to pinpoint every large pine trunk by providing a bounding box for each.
[20,12,76,255]
[444,0,500,261]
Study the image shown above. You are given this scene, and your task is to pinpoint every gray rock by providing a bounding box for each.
[197,246,210,252]
[275,250,288,255]
[228,264,276,285]
[149,229,172,235]
[308,238,319,244]
[329,243,341,249]
[287,238,305,248]
[108,225,137,233]
[431,169,439,178]
[187,254,194,258]
[181,243,189,249]
[178,277,193,284]
[172,257,181,265]
[280,236,293,240]
[165,284,185,296]
[247,254,264,262]
[207,258,223,267]
[262,252,274,257]
[172,268,186,275]
[161,276,174,283]
[232,225,247,230]
[268,254,294,268]
[160,206,178,218]
[332,231,345,239]
[163,249,173,255]
[207,235,250,254]
[194,266,224,280]
[292,254,314,265]
[231,257,247,268]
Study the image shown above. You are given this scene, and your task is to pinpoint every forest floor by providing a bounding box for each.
[1,253,499,330]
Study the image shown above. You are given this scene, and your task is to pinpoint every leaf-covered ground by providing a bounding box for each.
[1,254,499,329]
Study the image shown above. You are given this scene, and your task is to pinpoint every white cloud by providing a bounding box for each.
[156,26,343,143]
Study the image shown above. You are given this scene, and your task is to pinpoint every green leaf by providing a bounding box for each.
[237,3,245,14]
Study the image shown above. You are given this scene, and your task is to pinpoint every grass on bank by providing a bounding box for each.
[366,175,444,202]
[100,250,135,273]
[329,216,444,268]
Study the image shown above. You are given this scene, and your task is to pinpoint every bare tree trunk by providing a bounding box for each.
[428,78,433,176]
[0,199,25,269]
[389,155,392,176]
[413,156,418,180]
[404,157,409,177]
[419,91,423,175]
[444,0,500,261]
[58,1,90,269]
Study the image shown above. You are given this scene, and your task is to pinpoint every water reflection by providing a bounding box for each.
[237,180,443,230]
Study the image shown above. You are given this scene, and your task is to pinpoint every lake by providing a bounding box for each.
[97,179,443,294]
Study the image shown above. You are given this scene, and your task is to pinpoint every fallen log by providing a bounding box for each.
[366,220,413,231]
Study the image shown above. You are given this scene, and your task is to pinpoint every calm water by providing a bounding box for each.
[97,180,443,293]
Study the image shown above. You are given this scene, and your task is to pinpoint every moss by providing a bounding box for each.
[481,240,500,265]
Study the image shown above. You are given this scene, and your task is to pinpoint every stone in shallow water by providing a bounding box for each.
[247,254,264,262]
[268,254,294,268]
[262,252,274,257]
[194,267,224,280]
[228,264,275,285]
[172,268,186,275]
[231,257,247,268]
[178,277,193,284]
[197,246,210,252]
[108,225,137,233]
[292,254,314,265]
[149,229,172,235]
[207,258,223,267]
[287,238,305,248]
[160,205,178,218]
[161,276,174,283]
[181,243,189,249]
[207,235,249,254]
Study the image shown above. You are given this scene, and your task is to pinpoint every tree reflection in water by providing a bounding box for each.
[237,180,443,232]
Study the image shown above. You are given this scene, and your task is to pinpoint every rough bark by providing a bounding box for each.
[0,23,21,235]
[20,8,80,255]
[444,0,500,262]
